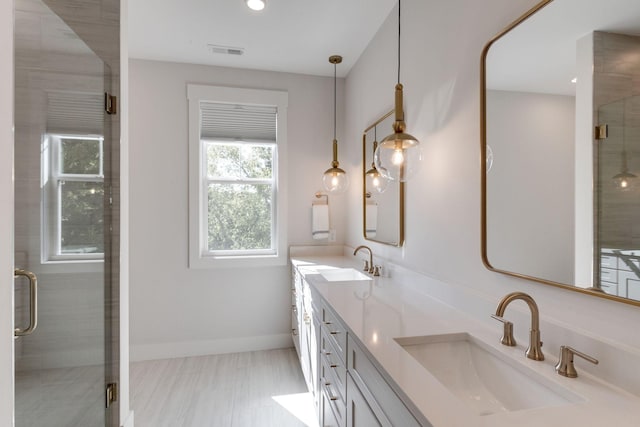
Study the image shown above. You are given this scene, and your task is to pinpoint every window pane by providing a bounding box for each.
[206,143,273,180]
[60,181,104,254]
[61,138,101,175]
[207,183,272,251]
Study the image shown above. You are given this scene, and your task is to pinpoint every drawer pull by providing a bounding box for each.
[330,363,338,368]
[323,321,332,325]
[330,331,339,335]
[292,328,298,336]
[324,382,338,401]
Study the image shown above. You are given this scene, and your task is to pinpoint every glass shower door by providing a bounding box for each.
[13,0,119,425]
[596,96,640,300]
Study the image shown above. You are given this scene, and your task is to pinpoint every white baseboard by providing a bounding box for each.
[121,410,134,427]
[130,333,293,362]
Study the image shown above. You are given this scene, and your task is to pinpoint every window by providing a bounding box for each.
[42,134,104,262]
[188,85,288,268]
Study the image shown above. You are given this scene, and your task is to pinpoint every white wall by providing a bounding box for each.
[129,59,347,360]
[0,0,15,425]
[344,0,640,354]
[486,90,575,285]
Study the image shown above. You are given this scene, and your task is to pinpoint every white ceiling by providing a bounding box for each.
[487,0,640,96]
[128,0,397,78]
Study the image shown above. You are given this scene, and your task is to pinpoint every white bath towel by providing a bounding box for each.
[312,204,329,240]
[365,203,377,237]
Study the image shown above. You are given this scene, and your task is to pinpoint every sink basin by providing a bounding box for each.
[318,268,371,282]
[395,333,583,416]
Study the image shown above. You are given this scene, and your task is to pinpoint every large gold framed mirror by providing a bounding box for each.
[481,0,640,307]
[363,110,405,247]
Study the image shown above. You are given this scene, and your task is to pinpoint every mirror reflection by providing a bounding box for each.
[363,111,404,247]
[482,0,640,304]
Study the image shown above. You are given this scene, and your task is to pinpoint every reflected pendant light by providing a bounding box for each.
[613,151,636,190]
[613,106,637,190]
[322,55,349,194]
[365,127,389,193]
[374,0,422,182]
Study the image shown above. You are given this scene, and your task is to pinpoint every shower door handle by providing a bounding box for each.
[14,268,38,337]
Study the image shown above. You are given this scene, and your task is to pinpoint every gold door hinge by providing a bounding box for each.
[106,382,118,408]
[105,92,117,115]
[595,124,608,140]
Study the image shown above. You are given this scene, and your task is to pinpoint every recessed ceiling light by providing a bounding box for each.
[571,77,577,83]
[246,0,266,11]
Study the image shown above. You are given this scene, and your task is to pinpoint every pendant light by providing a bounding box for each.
[322,55,349,194]
[365,126,389,193]
[374,0,421,182]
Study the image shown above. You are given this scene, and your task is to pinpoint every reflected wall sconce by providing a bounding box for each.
[245,0,266,11]
[322,55,349,194]
[374,0,422,182]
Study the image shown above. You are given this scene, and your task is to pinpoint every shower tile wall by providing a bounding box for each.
[594,32,640,250]
[14,0,105,372]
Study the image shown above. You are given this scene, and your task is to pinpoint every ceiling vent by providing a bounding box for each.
[208,44,245,56]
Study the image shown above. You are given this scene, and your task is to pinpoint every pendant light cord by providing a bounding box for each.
[333,61,337,140]
[397,0,401,85]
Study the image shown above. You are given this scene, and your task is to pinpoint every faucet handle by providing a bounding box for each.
[373,265,382,277]
[490,314,516,346]
[555,346,599,378]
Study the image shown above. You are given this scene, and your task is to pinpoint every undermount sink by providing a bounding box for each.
[318,268,371,282]
[395,333,583,416]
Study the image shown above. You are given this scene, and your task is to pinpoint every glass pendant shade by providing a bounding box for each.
[323,139,349,194]
[365,164,389,193]
[375,85,422,182]
[613,171,636,190]
[365,140,388,193]
[613,151,636,190]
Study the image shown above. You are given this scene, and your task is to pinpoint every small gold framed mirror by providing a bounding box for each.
[363,110,405,247]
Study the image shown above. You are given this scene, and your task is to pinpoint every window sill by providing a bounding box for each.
[189,253,287,269]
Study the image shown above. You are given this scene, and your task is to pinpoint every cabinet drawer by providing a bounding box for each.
[322,374,346,427]
[600,255,617,268]
[321,329,347,403]
[600,267,617,284]
[347,336,422,427]
[322,388,342,427]
[322,305,347,362]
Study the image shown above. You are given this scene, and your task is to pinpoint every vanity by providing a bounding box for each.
[290,249,640,427]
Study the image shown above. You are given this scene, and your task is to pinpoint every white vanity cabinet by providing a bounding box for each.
[291,262,426,427]
[318,298,348,426]
[347,336,424,427]
[291,266,302,355]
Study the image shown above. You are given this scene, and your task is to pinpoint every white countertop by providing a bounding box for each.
[291,255,640,427]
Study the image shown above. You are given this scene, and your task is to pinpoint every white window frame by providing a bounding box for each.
[187,84,288,269]
[42,133,105,263]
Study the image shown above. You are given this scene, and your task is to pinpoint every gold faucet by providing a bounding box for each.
[353,245,374,274]
[494,292,544,361]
